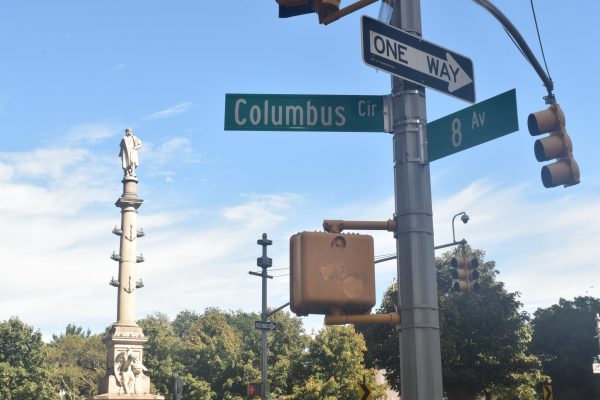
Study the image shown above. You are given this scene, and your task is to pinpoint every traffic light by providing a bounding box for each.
[276,0,340,22]
[247,382,262,397]
[290,231,375,316]
[276,0,314,18]
[451,255,479,292]
[528,104,580,188]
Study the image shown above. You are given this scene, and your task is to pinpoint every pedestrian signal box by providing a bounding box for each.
[290,231,375,316]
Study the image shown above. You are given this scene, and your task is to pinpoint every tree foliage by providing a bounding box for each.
[46,326,105,400]
[530,296,600,400]
[287,325,386,400]
[138,308,383,399]
[0,317,57,400]
[358,247,546,400]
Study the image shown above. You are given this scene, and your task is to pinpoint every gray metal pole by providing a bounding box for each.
[261,272,268,400]
[390,1,444,399]
[256,233,272,400]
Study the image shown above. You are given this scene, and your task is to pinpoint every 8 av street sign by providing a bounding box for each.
[225,94,385,132]
[427,89,518,161]
[361,15,475,103]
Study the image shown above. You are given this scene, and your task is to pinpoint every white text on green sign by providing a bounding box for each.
[224,94,384,132]
[428,89,518,161]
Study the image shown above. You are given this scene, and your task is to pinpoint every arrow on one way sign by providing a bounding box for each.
[367,30,473,94]
[361,15,475,103]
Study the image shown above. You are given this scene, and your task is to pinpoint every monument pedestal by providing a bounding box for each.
[90,324,164,400]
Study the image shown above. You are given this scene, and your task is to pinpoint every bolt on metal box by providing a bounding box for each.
[289,231,375,316]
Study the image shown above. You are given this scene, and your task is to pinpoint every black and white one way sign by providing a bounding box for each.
[361,15,475,103]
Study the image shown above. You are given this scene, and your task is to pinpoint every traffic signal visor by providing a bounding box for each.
[528,104,580,188]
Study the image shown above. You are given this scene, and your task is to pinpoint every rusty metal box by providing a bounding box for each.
[289,231,375,316]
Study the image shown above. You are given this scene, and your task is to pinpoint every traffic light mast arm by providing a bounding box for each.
[322,218,396,233]
[266,302,290,318]
[471,0,555,104]
[434,238,467,250]
[321,0,378,25]
[324,312,400,325]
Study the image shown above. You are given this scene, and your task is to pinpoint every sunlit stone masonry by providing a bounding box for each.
[89,128,164,400]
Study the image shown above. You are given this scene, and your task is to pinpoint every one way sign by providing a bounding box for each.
[361,15,475,103]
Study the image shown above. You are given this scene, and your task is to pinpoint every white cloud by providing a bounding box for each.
[143,102,193,120]
[64,122,122,144]
[223,193,303,229]
[0,139,304,338]
[144,137,198,166]
[1,133,596,341]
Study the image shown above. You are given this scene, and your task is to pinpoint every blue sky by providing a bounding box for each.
[0,1,599,339]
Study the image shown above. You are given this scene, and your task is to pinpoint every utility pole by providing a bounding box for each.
[250,233,273,400]
[390,0,444,398]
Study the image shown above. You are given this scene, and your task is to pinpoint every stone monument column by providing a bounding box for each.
[91,128,164,400]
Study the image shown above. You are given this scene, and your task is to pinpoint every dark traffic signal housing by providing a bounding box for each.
[528,104,580,188]
[451,255,479,292]
[276,0,340,21]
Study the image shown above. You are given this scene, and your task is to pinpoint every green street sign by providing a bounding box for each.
[224,93,384,132]
[428,89,519,161]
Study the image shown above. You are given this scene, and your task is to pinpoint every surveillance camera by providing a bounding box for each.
[461,213,470,224]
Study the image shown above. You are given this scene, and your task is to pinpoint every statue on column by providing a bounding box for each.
[119,128,143,177]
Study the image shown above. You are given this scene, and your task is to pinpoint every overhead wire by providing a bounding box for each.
[530,0,552,81]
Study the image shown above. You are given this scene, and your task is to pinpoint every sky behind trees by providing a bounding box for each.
[0,1,599,338]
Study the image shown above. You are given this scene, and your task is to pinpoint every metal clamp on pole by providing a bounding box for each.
[324,312,400,325]
[322,218,396,233]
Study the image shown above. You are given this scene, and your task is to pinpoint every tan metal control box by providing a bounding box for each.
[290,231,375,316]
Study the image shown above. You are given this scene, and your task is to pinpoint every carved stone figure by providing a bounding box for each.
[119,128,142,177]
[113,349,149,395]
[114,350,136,394]
[130,353,149,394]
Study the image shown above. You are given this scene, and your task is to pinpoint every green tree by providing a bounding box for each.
[51,323,91,342]
[288,325,385,400]
[227,309,310,398]
[0,317,57,400]
[359,247,545,400]
[46,325,105,400]
[530,296,600,400]
[138,313,187,397]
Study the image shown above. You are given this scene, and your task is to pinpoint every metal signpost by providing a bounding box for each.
[385,1,451,397]
[361,15,475,103]
[428,89,518,161]
[225,93,386,132]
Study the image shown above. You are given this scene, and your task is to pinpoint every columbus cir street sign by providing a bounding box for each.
[361,15,475,103]
[225,90,518,162]
[224,93,385,132]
